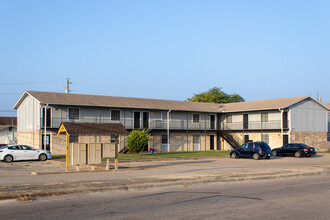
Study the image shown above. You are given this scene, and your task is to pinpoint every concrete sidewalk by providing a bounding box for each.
[1,154,330,200]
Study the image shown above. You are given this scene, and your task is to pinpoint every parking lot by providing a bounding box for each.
[1,153,330,201]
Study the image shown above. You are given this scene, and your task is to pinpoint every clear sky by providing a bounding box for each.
[1,0,330,116]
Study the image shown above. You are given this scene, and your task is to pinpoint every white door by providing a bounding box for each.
[193,135,200,151]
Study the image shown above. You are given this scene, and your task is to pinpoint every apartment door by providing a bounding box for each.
[243,114,248,130]
[193,135,200,151]
[42,134,50,151]
[42,108,51,127]
[283,111,288,129]
[283,134,289,145]
[143,112,149,129]
[134,112,140,129]
[210,115,215,130]
[210,135,215,150]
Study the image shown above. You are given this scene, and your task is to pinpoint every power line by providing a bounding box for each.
[0,79,66,86]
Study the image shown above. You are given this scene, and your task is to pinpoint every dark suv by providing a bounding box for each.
[272,143,316,158]
[230,142,273,160]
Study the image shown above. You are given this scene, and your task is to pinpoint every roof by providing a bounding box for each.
[13,91,327,113]
[14,91,222,113]
[58,123,129,136]
[0,117,17,126]
[219,96,316,112]
[323,103,330,110]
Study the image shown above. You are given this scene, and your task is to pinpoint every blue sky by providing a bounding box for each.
[1,0,330,116]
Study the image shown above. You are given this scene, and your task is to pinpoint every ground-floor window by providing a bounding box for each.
[161,134,168,152]
[193,134,200,151]
[261,133,269,144]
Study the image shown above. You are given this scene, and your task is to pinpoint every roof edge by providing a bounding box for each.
[13,91,41,110]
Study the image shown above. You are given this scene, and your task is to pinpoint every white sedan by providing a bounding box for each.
[0,145,52,163]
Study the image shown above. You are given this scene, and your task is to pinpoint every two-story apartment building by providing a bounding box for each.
[14,91,221,154]
[219,96,329,151]
[13,91,330,155]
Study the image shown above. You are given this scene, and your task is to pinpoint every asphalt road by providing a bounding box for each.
[1,175,329,220]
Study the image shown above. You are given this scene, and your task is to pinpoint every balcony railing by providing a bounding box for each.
[41,117,217,131]
[221,120,283,130]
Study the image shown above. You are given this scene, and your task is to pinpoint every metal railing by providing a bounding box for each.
[221,120,283,130]
[41,117,217,131]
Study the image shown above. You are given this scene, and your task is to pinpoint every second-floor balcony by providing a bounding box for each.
[42,117,217,131]
[221,120,286,131]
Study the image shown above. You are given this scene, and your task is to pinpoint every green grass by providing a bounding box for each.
[52,155,67,160]
[53,151,230,161]
[110,151,230,161]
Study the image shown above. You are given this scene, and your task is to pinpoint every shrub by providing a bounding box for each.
[126,129,151,155]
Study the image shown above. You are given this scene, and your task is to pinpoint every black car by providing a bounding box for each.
[272,143,316,158]
[230,142,273,160]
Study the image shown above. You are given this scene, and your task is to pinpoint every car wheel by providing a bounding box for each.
[272,150,277,157]
[39,154,47,161]
[295,151,302,158]
[4,155,13,163]
[231,152,238,159]
[253,153,260,160]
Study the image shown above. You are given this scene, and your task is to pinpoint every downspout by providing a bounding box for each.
[44,104,49,150]
[279,108,283,145]
[167,110,171,153]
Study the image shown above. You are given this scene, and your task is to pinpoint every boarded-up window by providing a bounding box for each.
[261,112,269,122]
[111,110,120,121]
[261,133,269,144]
[226,115,232,123]
[69,108,79,120]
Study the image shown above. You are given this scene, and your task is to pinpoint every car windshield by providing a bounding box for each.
[259,142,271,151]
[0,146,8,149]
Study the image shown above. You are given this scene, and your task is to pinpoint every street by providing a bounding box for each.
[1,175,330,220]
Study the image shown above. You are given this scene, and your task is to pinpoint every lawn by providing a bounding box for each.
[52,151,230,161]
[114,151,230,160]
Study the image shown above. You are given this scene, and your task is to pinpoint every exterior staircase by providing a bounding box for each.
[219,124,244,149]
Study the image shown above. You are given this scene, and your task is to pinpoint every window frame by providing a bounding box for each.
[226,114,233,123]
[261,112,269,123]
[111,110,121,121]
[192,113,200,123]
[68,107,80,120]
[261,133,269,144]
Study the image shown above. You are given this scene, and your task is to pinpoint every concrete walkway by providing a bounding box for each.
[1,153,330,200]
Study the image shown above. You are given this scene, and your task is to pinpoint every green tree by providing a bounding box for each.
[126,129,151,155]
[187,87,245,103]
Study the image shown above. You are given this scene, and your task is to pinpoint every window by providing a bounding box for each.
[111,110,120,121]
[110,134,116,143]
[161,134,168,144]
[261,133,269,144]
[21,146,32,150]
[69,108,79,120]
[70,135,78,143]
[261,112,269,122]
[193,114,200,123]
[226,115,233,123]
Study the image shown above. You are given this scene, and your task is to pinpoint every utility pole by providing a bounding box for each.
[65,78,72,93]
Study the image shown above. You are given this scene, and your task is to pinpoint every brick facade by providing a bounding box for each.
[289,131,328,151]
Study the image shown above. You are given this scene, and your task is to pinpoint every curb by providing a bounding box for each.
[1,168,329,201]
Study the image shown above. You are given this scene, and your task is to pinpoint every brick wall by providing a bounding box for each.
[289,131,328,151]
